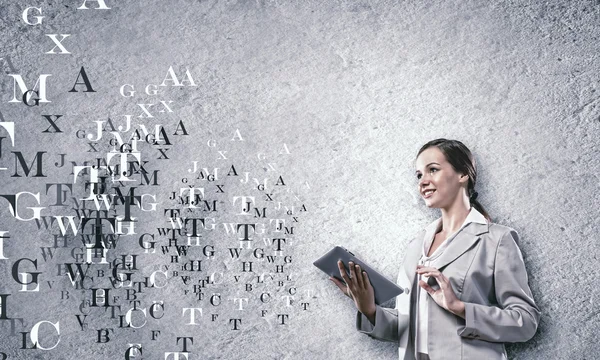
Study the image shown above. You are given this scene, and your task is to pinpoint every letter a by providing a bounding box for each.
[160,66,197,87]
[173,120,188,136]
[69,67,96,93]
[78,0,111,9]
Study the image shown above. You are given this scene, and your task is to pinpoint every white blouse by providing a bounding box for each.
[415,207,488,354]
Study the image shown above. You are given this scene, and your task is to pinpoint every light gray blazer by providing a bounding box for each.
[355,221,541,360]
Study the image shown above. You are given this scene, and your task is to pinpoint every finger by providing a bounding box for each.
[329,276,346,290]
[338,260,351,283]
[330,277,352,298]
[348,261,357,287]
[416,266,438,273]
[430,272,450,290]
[417,271,436,279]
[425,270,444,281]
[416,265,435,270]
[361,270,371,289]
[418,280,435,295]
[337,259,345,272]
[336,279,352,297]
[417,269,441,277]
[424,272,450,293]
[353,264,363,288]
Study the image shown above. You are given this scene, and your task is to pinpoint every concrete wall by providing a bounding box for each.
[0,0,597,359]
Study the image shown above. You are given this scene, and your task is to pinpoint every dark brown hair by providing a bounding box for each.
[416,138,491,222]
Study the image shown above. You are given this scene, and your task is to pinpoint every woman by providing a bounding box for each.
[330,139,541,360]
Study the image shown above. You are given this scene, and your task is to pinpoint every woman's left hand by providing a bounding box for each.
[416,265,465,318]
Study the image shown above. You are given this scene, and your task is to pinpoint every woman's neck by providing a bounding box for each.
[439,202,471,236]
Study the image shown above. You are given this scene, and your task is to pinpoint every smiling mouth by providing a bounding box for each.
[423,189,436,198]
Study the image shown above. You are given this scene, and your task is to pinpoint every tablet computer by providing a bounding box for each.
[313,246,404,305]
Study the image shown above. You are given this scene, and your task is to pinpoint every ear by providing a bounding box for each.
[459,173,469,184]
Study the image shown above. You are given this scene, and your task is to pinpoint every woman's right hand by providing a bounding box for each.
[330,260,377,318]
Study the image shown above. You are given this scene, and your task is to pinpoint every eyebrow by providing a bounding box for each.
[415,162,440,173]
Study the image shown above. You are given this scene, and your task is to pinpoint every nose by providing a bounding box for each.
[418,173,430,188]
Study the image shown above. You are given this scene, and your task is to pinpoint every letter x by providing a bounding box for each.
[45,34,71,54]
[42,115,63,133]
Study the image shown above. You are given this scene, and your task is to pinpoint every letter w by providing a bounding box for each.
[54,215,82,236]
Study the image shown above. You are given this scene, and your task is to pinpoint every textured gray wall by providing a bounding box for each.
[0,0,598,359]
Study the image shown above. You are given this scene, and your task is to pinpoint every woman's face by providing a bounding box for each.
[415,147,468,208]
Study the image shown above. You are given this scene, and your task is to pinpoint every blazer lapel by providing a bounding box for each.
[402,221,490,288]
[403,234,425,290]
[433,221,490,271]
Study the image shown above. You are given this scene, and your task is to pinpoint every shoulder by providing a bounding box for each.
[487,223,517,238]
[484,223,526,265]
[408,228,426,242]
[403,229,426,255]
[406,228,426,246]
[485,223,520,247]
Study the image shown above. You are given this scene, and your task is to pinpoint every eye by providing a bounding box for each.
[416,168,438,180]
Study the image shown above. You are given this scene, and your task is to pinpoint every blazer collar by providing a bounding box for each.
[431,220,490,271]
[422,207,488,256]
[403,208,490,288]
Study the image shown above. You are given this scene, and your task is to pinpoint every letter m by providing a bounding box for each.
[8,74,51,103]
[11,151,46,177]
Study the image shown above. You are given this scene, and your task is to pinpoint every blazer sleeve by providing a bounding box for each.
[355,305,399,342]
[457,229,541,343]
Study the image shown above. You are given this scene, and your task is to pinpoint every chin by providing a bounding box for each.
[424,199,443,208]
